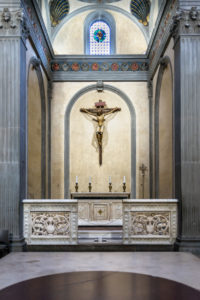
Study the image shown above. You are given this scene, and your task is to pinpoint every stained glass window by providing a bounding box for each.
[89,21,111,55]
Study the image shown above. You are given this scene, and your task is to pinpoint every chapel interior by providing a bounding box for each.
[0,0,200,299]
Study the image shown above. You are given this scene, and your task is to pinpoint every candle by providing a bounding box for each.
[76,176,78,183]
[89,176,91,183]
[123,176,126,183]
[109,176,111,183]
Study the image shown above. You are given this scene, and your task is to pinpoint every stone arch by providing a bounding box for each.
[27,57,46,198]
[64,84,136,198]
[154,56,174,198]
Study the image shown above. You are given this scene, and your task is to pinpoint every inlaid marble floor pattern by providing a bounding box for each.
[0,252,199,294]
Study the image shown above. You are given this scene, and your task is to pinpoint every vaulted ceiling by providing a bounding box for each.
[37,0,163,46]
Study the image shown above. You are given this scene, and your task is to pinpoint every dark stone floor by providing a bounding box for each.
[0,271,199,300]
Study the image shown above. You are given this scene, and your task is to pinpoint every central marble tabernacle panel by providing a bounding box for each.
[71,193,130,226]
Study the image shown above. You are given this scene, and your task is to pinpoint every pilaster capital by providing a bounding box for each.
[0,7,30,39]
[170,7,200,42]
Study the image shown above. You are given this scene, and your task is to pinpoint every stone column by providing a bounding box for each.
[0,4,29,250]
[148,80,153,198]
[171,6,200,253]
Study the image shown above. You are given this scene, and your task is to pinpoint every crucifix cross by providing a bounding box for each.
[80,100,121,165]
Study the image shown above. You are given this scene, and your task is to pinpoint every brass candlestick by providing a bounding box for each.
[75,182,78,192]
[109,182,112,192]
[123,182,126,192]
[88,182,92,192]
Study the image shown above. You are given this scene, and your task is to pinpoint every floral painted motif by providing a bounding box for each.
[131,63,139,71]
[111,63,119,71]
[71,63,80,71]
[81,63,89,71]
[62,63,70,71]
[52,63,60,71]
[101,63,110,71]
[121,63,129,71]
[92,63,99,71]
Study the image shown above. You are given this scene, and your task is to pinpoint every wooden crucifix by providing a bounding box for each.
[80,100,121,165]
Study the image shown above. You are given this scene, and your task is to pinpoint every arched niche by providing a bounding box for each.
[27,57,46,199]
[155,56,173,198]
[64,84,136,198]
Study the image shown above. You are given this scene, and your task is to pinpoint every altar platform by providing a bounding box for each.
[23,197,178,249]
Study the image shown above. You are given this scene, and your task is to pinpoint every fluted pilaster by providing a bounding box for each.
[172,6,200,253]
[0,6,28,250]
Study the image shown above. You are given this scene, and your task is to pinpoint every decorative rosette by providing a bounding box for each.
[81,63,89,71]
[62,63,70,71]
[94,29,106,43]
[111,63,119,71]
[92,63,99,71]
[71,63,80,71]
[52,63,60,71]
[131,62,139,71]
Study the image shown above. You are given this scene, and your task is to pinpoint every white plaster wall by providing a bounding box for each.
[149,0,159,36]
[110,10,147,54]
[69,0,88,13]
[51,81,149,198]
[53,10,89,54]
[53,9,147,54]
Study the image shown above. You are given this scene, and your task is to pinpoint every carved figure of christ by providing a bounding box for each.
[80,100,121,165]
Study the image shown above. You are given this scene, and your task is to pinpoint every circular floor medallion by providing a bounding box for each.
[0,271,199,300]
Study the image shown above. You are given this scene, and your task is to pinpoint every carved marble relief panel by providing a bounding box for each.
[23,200,78,245]
[130,212,170,236]
[31,212,70,236]
[123,200,178,245]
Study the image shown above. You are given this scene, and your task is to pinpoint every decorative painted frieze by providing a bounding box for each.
[51,61,149,72]
[170,7,200,42]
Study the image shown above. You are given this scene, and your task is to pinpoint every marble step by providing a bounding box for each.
[78,229,123,245]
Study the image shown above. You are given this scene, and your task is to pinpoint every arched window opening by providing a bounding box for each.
[89,20,111,55]
[85,11,116,55]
